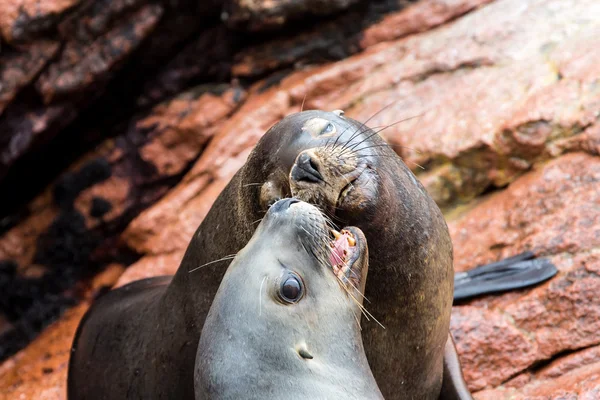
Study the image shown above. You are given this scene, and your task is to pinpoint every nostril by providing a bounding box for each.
[270,198,300,212]
[291,152,324,183]
[306,155,320,174]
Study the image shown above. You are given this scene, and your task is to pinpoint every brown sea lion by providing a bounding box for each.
[194,198,382,400]
[69,110,470,399]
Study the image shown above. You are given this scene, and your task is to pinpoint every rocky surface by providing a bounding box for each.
[0,84,244,361]
[223,0,363,31]
[1,0,600,398]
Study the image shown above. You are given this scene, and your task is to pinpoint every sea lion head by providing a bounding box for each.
[195,198,382,400]
[242,109,424,228]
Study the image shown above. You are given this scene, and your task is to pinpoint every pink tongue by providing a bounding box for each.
[330,232,351,267]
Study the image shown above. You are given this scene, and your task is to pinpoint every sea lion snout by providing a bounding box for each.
[290,147,367,213]
[290,152,324,183]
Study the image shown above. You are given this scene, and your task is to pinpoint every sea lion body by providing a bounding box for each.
[68,110,470,399]
[195,198,382,400]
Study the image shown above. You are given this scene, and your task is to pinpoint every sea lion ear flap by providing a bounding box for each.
[332,109,345,117]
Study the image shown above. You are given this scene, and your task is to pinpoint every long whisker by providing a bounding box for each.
[339,101,398,152]
[328,248,370,303]
[353,310,362,331]
[188,255,237,273]
[341,111,428,157]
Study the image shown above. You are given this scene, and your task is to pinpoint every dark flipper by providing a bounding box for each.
[453,251,558,302]
[440,334,473,400]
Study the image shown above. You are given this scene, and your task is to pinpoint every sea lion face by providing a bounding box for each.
[195,199,382,399]
[248,110,391,221]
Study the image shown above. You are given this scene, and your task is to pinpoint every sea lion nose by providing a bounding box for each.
[270,198,300,213]
[291,152,323,183]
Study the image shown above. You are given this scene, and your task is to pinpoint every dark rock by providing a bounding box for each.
[0,84,244,362]
[89,197,112,218]
[223,0,362,31]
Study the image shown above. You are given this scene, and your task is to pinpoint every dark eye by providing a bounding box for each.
[279,273,304,303]
[321,122,334,135]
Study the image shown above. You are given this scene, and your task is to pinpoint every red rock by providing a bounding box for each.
[2,0,600,397]
[449,153,600,392]
[0,303,88,400]
[232,0,494,77]
[36,4,163,103]
[475,359,600,400]
[0,41,59,116]
[0,85,243,364]
[450,306,538,391]
[0,0,78,43]
[0,85,242,269]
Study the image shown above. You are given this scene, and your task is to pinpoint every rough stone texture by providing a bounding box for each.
[448,153,600,392]
[136,25,239,109]
[36,3,163,103]
[0,0,79,43]
[0,85,243,360]
[232,0,494,77]
[1,0,600,398]
[0,0,164,186]
[475,352,600,399]
[0,303,88,400]
[0,41,59,116]
[223,0,362,31]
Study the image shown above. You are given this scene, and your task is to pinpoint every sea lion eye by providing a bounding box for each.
[279,273,304,304]
[321,122,334,135]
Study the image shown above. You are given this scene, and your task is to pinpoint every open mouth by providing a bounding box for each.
[329,228,362,289]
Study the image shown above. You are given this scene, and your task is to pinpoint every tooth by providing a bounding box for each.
[347,236,356,246]
[331,229,342,240]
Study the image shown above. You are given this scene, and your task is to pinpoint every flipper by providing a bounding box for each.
[440,334,473,400]
[453,251,558,302]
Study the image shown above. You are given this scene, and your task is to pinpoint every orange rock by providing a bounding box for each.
[0,303,88,400]
[450,153,600,392]
[0,0,77,43]
[2,0,600,398]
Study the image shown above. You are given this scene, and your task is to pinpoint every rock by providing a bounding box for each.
[0,303,88,400]
[0,85,244,360]
[136,25,239,109]
[0,0,223,198]
[0,0,78,43]
[36,3,163,103]
[0,41,59,116]
[475,346,600,399]
[232,0,494,77]
[449,153,600,392]
[223,0,362,31]
[1,0,600,397]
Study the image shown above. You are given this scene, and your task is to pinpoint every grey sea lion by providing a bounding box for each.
[69,110,555,399]
[194,198,382,400]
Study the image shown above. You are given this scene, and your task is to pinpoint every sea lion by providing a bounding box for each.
[194,198,382,400]
[70,109,556,399]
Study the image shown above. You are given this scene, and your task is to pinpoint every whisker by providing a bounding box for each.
[353,310,362,331]
[188,255,237,273]
[338,112,427,159]
[339,100,398,152]
[300,93,307,112]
